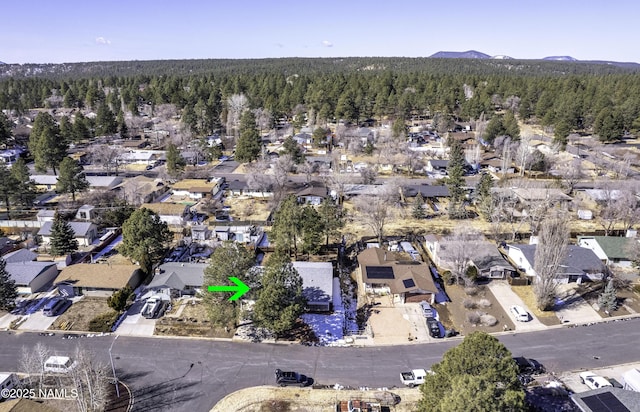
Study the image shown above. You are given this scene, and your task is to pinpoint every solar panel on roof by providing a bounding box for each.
[365,266,395,279]
[582,392,630,412]
[402,278,416,288]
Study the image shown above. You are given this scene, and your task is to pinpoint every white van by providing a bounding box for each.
[44,356,76,373]
[0,372,19,393]
[510,305,530,322]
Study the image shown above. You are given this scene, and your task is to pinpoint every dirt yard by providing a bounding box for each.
[50,297,113,332]
[577,282,640,317]
[211,386,422,412]
[223,196,273,221]
[154,301,235,338]
[438,284,515,336]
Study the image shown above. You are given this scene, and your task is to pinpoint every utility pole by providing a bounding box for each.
[109,335,120,398]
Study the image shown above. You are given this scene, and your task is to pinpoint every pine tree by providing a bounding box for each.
[598,279,617,312]
[10,158,37,207]
[56,157,89,202]
[166,143,185,178]
[29,112,68,174]
[49,213,79,256]
[475,173,494,221]
[234,111,261,163]
[0,258,18,310]
[446,138,467,219]
[0,163,18,219]
[412,192,426,219]
[318,198,343,247]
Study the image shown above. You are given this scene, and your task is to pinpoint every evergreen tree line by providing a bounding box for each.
[1,59,639,143]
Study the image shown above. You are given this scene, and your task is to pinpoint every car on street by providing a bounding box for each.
[579,371,613,390]
[274,369,309,387]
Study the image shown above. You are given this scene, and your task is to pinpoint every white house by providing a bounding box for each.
[292,261,334,312]
[506,244,605,284]
[577,235,639,267]
[38,221,98,246]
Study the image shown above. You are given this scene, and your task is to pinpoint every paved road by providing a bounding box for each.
[1,318,639,412]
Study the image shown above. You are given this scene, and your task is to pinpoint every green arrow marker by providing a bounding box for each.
[207,277,250,301]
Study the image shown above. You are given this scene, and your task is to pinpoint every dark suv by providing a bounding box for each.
[275,369,309,387]
[426,317,442,338]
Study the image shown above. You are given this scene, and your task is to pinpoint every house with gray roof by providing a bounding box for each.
[571,387,640,412]
[292,261,334,312]
[2,248,38,263]
[7,261,58,294]
[147,262,208,297]
[38,221,98,246]
[506,244,605,284]
[577,235,639,267]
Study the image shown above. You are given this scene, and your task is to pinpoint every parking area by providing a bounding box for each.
[367,295,439,345]
[114,300,157,336]
[554,283,602,325]
[487,281,546,332]
[560,363,640,394]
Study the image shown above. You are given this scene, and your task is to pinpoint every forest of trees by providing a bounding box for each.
[1,58,639,145]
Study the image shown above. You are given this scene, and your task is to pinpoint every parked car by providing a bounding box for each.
[510,305,530,322]
[426,317,442,338]
[580,371,613,390]
[43,298,72,317]
[141,296,166,319]
[274,369,309,387]
[400,368,431,387]
[513,357,546,375]
[419,301,434,318]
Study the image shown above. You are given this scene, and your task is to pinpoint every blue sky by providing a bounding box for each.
[1,0,638,64]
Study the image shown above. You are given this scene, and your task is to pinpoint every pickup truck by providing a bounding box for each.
[400,368,430,387]
[275,369,309,387]
[336,399,383,412]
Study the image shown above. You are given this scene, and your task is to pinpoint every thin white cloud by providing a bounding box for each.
[322,40,333,48]
[95,37,111,45]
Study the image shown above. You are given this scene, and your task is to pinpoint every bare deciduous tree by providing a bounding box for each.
[440,226,482,286]
[90,144,124,175]
[533,216,569,311]
[296,160,317,183]
[246,159,274,199]
[272,154,294,197]
[354,182,399,244]
[555,156,584,194]
[514,134,533,176]
[226,94,248,138]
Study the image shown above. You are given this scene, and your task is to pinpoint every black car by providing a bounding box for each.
[426,317,442,338]
[513,357,546,375]
[275,369,309,387]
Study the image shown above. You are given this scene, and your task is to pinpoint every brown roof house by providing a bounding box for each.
[54,263,143,297]
[357,247,437,304]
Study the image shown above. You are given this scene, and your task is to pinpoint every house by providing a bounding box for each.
[480,156,515,174]
[36,209,56,223]
[296,183,328,205]
[226,179,273,198]
[571,387,640,412]
[425,159,449,174]
[114,175,167,205]
[147,262,208,297]
[85,175,123,191]
[292,261,333,312]
[424,234,513,279]
[171,178,222,200]
[510,188,572,204]
[139,202,190,226]
[7,261,58,294]
[54,263,143,296]
[117,150,156,165]
[0,148,24,165]
[403,184,450,200]
[2,248,38,263]
[76,204,97,221]
[357,247,438,304]
[577,235,639,267]
[30,175,58,191]
[191,225,211,241]
[38,221,98,246]
[505,244,605,284]
[292,133,312,146]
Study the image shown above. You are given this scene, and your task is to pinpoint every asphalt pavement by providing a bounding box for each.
[1,317,640,412]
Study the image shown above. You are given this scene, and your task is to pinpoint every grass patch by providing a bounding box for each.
[511,285,560,326]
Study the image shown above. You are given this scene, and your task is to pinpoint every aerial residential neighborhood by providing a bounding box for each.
[1,8,640,412]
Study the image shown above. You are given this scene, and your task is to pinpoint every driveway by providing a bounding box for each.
[487,281,546,332]
[114,300,156,336]
[17,311,58,331]
[553,284,602,325]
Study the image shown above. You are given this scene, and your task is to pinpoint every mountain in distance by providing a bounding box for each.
[0,61,5,65]
[492,55,514,60]
[543,56,578,61]
[429,50,491,59]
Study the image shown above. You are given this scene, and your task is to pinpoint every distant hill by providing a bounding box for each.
[543,56,578,61]
[429,50,491,59]
[0,61,5,65]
